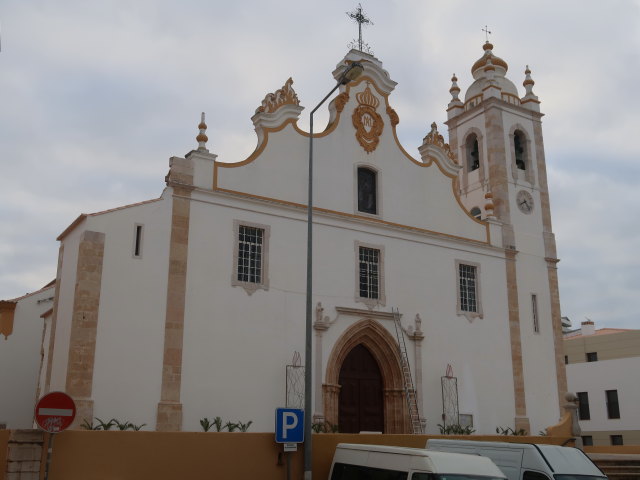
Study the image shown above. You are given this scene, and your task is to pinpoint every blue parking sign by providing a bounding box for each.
[275,408,304,443]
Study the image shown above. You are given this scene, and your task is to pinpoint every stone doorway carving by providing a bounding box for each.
[323,318,408,433]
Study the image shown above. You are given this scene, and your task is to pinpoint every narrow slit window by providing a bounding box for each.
[133,224,143,258]
[532,294,539,333]
[514,130,526,170]
[359,247,380,299]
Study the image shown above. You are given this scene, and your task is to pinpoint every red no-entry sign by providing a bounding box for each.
[35,392,76,433]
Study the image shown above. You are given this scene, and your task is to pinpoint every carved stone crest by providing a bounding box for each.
[424,122,456,162]
[255,77,300,114]
[352,84,383,153]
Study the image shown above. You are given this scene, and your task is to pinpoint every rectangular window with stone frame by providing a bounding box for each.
[456,260,483,320]
[359,246,379,298]
[232,220,270,295]
[355,242,385,308]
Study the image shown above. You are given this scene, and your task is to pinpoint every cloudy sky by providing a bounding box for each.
[1,0,638,330]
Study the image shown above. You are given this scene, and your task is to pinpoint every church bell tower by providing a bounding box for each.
[445,40,568,432]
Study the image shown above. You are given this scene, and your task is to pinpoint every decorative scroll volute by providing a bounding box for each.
[352,84,384,153]
[335,92,350,113]
[386,106,399,127]
[255,77,300,114]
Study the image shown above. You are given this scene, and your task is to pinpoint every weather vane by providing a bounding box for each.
[347,4,374,55]
[482,25,492,43]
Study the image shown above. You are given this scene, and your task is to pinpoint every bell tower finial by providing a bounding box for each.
[521,65,540,111]
[196,112,208,152]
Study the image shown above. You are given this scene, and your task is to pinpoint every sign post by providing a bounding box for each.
[275,408,304,480]
[35,392,76,480]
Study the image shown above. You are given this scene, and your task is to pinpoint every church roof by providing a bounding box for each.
[57,197,162,241]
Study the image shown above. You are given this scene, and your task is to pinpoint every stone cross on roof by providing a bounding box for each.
[347,3,374,54]
[482,25,492,43]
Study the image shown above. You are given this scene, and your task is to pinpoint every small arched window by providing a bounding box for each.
[514,130,526,170]
[470,207,482,220]
[357,167,377,215]
[466,134,480,172]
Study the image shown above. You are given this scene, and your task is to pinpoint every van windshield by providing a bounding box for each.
[553,476,608,480]
[412,475,505,480]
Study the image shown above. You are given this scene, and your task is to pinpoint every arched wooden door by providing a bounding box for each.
[338,344,384,433]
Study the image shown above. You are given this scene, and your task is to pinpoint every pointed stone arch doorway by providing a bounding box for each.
[324,319,409,433]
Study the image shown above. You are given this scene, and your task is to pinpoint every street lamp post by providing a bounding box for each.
[304,61,363,480]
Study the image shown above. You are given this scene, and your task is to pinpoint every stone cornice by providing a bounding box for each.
[334,306,397,321]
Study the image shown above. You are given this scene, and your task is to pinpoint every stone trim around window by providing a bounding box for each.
[231,219,270,295]
[354,241,386,309]
[455,259,483,321]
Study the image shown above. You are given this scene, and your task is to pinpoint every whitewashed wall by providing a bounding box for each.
[0,285,54,428]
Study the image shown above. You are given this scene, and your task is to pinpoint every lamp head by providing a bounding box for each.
[339,62,364,85]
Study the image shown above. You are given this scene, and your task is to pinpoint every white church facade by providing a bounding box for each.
[31,43,567,434]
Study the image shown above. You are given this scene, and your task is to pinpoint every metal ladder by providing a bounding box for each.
[392,307,423,434]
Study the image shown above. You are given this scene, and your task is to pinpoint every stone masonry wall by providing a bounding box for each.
[4,430,45,480]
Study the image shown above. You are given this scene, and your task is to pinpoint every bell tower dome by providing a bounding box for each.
[445,40,567,434]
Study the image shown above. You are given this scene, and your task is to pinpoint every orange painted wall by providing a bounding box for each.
[0,429,9,480]
[41,432,575,480]
[48,431,303,480]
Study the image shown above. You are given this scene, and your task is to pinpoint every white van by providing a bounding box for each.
[329,443,508,479]
[426,439,607,480]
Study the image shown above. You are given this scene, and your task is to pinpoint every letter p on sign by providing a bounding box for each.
[275,408,304,443]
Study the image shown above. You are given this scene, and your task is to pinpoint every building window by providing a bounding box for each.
[359,247,379,299]
[577,392,590,420]
[470,207,482,220]
[582,436,593,446]
[459,414,473,429]
[238,225,263,283]
[514,130,527,170]
[456,261,482,320]
[459,264,477,312]
[586,352,598,362]
[232,220,270,294]
[466,134,480,171]
[606,390,620,419]
[133,224,144,258]
[357,167,377,215]
[355,242,385,307]
[610,435,624,446]
[564,355,569,365]
[532,294,539,333]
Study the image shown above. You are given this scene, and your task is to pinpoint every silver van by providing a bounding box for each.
[426,439,607,480]
[329,443,508,479]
